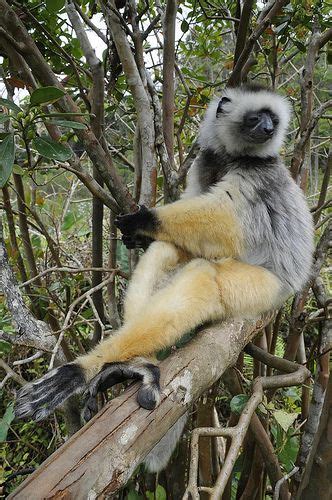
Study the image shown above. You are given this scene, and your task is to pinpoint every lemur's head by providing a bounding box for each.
[199,84,292,157]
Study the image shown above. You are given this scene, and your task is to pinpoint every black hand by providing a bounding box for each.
[122,234,154,250]
[82,360,161,422]
[114,205,158,237]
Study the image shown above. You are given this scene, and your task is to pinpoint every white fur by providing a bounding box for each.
[199,87,292,157]
[144,413,188,472]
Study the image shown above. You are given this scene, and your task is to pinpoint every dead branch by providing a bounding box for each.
[0,221,54,352]
[8,318,269,499]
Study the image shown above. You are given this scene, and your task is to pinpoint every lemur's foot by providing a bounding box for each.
[15,363,86,421]
[82,359,161,422]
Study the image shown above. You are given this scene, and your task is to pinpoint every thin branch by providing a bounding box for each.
[49,273,116,368]
[0,358,26,386]
[228,0,290,86]
[273,467,299,500]
[13,351,44,366]
[19,266,126,288]
[162,0,177,170]
[73,0,107,44]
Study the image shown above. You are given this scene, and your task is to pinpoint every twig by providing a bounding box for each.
[273,466,299,500]
[19,266,126,288]
[49,273,116,368]
[13,351,44,366]
[0,358,26,386]
[73,0,107,44]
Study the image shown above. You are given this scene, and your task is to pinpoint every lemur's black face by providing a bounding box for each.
[216,97,280,145]
[241,108,279,143]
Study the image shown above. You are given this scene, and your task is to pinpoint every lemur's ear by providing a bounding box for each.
[216,96,231,117]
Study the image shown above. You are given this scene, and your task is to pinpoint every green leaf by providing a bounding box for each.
[30,87,66,107]
[0,339,12,354]
[230,394,250,415]
[0,113,10,124]
[62,212,76,231]
[33,136,72,161]
[45,0,65,13]
[0,134,15,188]
[12,164,25,175]
[0,98,22,113]
[181,19,189,33]
[155,485,167,500]
[126,490,143,500]
[0,404,15,442]
[273,410,298,433]
[46,119,87,130]
[278,434,299,472]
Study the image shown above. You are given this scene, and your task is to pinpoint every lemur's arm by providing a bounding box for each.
[115,190,243,259]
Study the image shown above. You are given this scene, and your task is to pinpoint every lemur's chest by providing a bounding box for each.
[198,149,232,193]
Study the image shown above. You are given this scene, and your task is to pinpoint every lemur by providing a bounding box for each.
[15,85,314,469]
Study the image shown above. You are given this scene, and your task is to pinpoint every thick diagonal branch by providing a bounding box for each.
[8,318,270,498]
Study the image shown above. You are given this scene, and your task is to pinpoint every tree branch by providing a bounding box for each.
[162,0,177,170]
[103,0,157,207]
[228,0,290,86]
[0,0,134,212]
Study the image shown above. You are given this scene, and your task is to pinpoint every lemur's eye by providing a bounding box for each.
[247,114,260,125]
[216,97,231,116]
[220,97,231,105]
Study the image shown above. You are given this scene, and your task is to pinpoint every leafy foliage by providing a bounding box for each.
[0,0,330,497]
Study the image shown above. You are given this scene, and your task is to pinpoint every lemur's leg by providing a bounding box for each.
[123,241,189,323]
[15,259,281,421]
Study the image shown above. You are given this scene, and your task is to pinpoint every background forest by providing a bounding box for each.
[0,0,330,498]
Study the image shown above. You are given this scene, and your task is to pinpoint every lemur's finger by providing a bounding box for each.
[122,234,155,250]
[82,359,161,422]
[15,364,86,422]
[115,205,153,236]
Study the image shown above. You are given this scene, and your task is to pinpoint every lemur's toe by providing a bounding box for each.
[82,359,161,421]
[15,363,86,421]
[137,383,160,410]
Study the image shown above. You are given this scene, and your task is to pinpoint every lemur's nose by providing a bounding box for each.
[264,126,274,136]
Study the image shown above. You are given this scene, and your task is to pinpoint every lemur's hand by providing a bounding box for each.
[114,205,158,237]
[122,234,154,250]
[82,360,161,422]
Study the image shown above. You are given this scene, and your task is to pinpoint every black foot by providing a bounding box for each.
[15,363,86,421]
[82,359,161,422]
